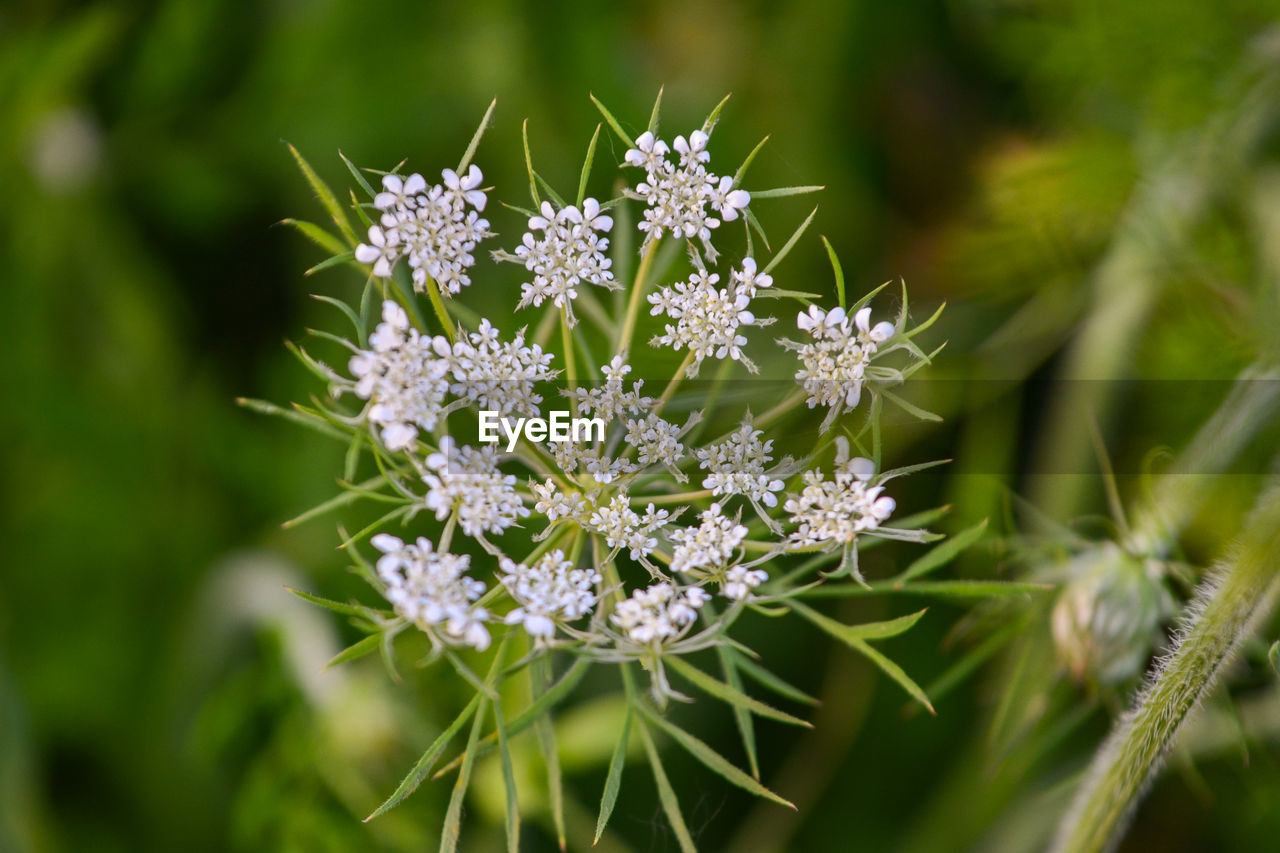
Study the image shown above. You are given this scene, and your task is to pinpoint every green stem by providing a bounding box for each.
[561,307,578,391]
[618,240,660,354]
[1052,485,1280,853]
[425,275,456,343]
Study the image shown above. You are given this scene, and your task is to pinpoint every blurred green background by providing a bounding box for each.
[4,1,1280,851]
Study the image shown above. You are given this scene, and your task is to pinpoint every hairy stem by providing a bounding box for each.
[1052,485,1280,853]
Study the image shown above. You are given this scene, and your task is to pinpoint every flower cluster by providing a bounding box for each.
[499,549,602,640]
[695,418,787,510]
[784,304,897,430]
[372,533,491,651]
[355,166,491,295]
[421,439,529,539]
[624,129,750,261]
[610,581,711,645]
[785,439,897,549]
[648,258,774,375]
[347,301,451,451]
[499,199,617,325]
[669,504,765,600]
[447,318,557,417]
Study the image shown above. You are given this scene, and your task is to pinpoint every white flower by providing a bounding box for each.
[647,259,773,375]
[500,549,602,639]
[565,355,654,421]
[610,581,710,645]
[446,318,557,417]
[531,478,588,523]
[355,166,492,295]
[785,304,896,430]
[422,439,530,538]
[785,441,896,548]
[722,565,769,601]
[624,412,687,473]
[371,533,491,651]
[347,300,452,451]
[503,199,616,325]
[586,496,669,560]
[695,419,786,507]
[622,128,749,262]
[669,503,748,576]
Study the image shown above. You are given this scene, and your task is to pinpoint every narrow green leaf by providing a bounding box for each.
[880,388,942,423]
[305,250,355,277]
[896,519,988,583]
[636,718,697,853]
[745,207,771,252]
[762,206,817,275]
[791,600,928,643]
[534,172,567,209]
[440,699,489,853]
[236,398,346,441]
[576,123,602,206]
[701,92,733,135]
[279,218,347,256]
[733,135,771,186]
[849,636,935,714]
[311,293,363,339]
[339,150,377,198]
[494,701,521,853]
[799,579,1054,599]
[717,645,758,779]
[636,702,795,809]
[522,119,540,206]
[286,587,381,619]
[1270,640,1280,676]
[366,695,482,821]
[457,98,497,173]
[531,658,564,851]
[750,185,824,199]
[589,93,635,148]
[595,706,632,844]
[728,651,819,706]
[286,143,357,245]
[849,280,893,313]
[647,86,664,134]
[822,236,846,308]
[327,632,380,668]
[666,656,811,728]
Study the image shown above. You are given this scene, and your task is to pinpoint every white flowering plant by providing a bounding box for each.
[252,93,990,852]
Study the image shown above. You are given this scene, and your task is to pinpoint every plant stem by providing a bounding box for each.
[425,275,455,343]
[560,307,578,390]
[1052,485,1280,853]
[618,240,660,354]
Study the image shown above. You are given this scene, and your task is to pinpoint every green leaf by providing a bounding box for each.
[822,236,846,308]
[521,119,540,206]
[326,632,380,668]
[595,706,631,844]
[762,206,817,275]
[365,695,482,821]
[717,645,758,779]
[305,251,355,277]
[791,600,928,643]
[636,703,795,809]
[636,718,696,853]
[880,388,942,422]
[733,135,771,187]
[534,171,567,209]
[287,143,357,245]
[286,587,382,619]
[457,98,497,173]
[279,218,347,256]
[589,93,635,148]
[531,659,565,851]
[849,280,893,313]
[339,149,377,198]
[576,123,602,206]
[800,579,1054,599]
[848,636,935,714]
[236,398,347,441]
[749,185,825,199]
[440,699,489,853]
[647,85,664,134]
[895,519,988,583]
[311,293,363,339]
[728,651,819,706]
[493,700,520,853]
[1270,640,1280,676]
[701,92,733,135]
[666,656,811,728]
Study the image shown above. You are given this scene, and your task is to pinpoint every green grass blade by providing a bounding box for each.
[666,656,811,728]
[636,718,696,853]
[636,703,795,809]
[366,695,482,821]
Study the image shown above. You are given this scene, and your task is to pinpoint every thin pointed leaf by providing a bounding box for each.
[848,636,935,714]
[339,150,377,198]
[494,701,521,853]
[327,632,380,668]
[287,143,357,245]
[286,587,386,619]
[531,659,565,851]
[589,93,635,148]
[896,519,988,583]
[280,218,348,256]
[733,135,771,186]
[305,251,355,277]
[440,699,489,853]
[821,236,846,308]
[880,388,942,422]
[534,172,566,208]
[666,656,811,728]
[749,185,824,199]
[311,293,363,339]
[457,98,498,173]
[236,397,346,441]
[522,119,540,206]
[849,280,893,313]
[701,92,733,135]
[636,718,697,853]
[762,206,817,275]
[800,579,1054,599]
[636,702,795,809]
[717,645,758,779]
[576,123,602,206]
[647,86,664,134]
[366,695,482,821]
[791,600,928,643]
[595,706,632,844]
[745,207,771,252]
[729,651,819,706]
